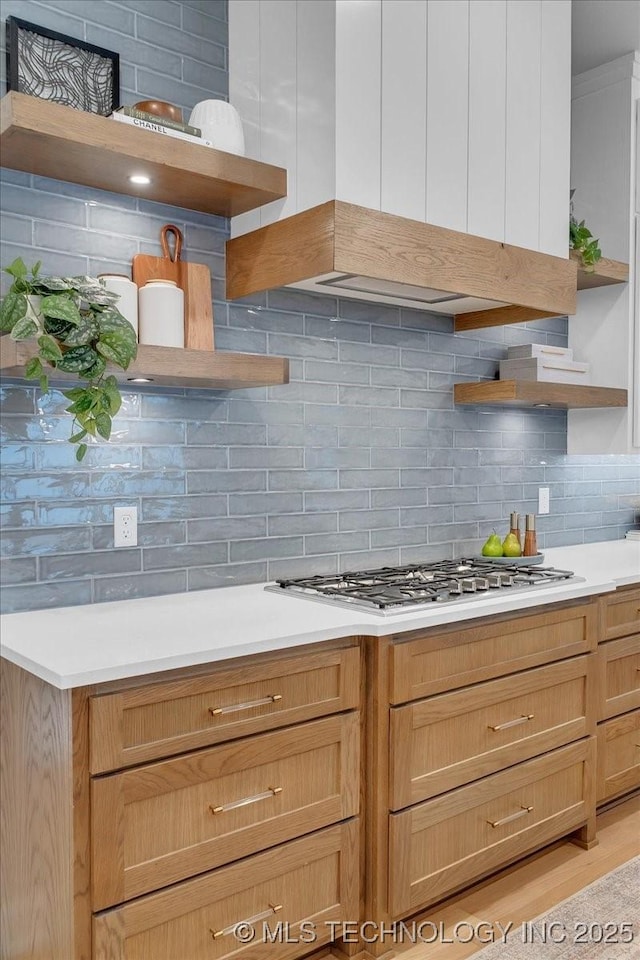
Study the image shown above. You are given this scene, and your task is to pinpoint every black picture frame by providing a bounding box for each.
[6,16,120,116]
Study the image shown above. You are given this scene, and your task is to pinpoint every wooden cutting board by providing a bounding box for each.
[132,224,214,350]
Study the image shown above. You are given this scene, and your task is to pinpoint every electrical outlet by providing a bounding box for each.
[538,487,550,515]
[114,506,138,547]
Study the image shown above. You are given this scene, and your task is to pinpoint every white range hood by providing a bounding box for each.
[227,1,576,327]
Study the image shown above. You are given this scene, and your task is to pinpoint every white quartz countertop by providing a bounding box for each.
[1,540,638,689]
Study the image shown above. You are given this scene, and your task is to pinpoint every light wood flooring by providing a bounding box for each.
[327,793,640,960]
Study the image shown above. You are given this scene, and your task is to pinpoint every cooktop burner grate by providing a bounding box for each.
[267,559,582,614]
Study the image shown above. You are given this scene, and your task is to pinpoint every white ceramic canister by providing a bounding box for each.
[98,274,139,339]
[138,279,184,348]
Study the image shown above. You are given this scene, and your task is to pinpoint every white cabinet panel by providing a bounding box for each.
[229,0,261,237]
[568,56,639,454]
[297,0,336,213]
[539,0,571,258]
[381,0,427,221]
[336,0,382,208]
[425,0,469,231]
[505,0,541,250]
[467,0,506,243]
[259,0,298,225]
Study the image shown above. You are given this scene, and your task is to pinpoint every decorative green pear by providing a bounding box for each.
[481,532,503,557]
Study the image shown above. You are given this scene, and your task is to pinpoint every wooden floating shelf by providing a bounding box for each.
[572,253,630,290]
[0,92,287,218]
[453,379,628,409]
[0,339,289,391]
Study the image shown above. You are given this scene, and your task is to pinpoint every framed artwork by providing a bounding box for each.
[5,16,119,116]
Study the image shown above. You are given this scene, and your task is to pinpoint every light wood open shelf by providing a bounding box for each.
[0,339,289,390]
[0,92,287,218]
[453,379,628,409]
[571,253,630,290]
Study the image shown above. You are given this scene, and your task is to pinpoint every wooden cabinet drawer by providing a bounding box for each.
[388,738,595,917]
[599,635,640,720]
[597,710,640,803]
[389,601,597,703]
[602,587,640,641]
[90,644,360,773]
[92,713,359,910]
[93,820,359,960]
[390,656,595,808]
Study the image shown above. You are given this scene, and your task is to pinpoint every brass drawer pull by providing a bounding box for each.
[487,805,534,828]
[209,694,283,717]
[210,786,283,815]
[488,713,534,732]
[211,903,282,939]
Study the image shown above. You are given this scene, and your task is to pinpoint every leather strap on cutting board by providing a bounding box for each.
[132,224,214,351]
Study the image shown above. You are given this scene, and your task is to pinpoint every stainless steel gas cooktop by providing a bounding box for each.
[266,558,584,616]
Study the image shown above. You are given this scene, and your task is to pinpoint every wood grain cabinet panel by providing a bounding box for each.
[91,713,359,910]
[92,820,359,960]
[390,655,595,808]
[601,588,640,642]
[596,709,640,803]
[390,602,597,703]
[598,635,640,720]
[90,645,359,773]
[388,738,595,918]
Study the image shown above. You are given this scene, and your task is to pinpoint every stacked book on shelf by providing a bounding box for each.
[499,344,591,385]
[110,105,213,147]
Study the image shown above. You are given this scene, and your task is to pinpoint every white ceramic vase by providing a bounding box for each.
[188,99,245,155]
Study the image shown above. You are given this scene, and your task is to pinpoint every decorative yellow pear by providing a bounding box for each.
[502,532,522,558]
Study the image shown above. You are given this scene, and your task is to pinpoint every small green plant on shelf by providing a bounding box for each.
[0,258,137,460]
[569,189,602,271]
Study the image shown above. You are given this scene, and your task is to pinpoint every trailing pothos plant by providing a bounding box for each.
[569,189,602,271]
[0,258,137,461]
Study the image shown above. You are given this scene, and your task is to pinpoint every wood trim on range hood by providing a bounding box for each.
[226,201,577,324]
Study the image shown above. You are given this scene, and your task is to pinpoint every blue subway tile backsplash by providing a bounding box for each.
[0,0,639,613]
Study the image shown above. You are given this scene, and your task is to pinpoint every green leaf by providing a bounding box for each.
[95,316,137,369]
[39,373,49,394]
[35,277,73,292]
[66,392,94,414]
[32,260,42,278]
[75,443,88,462]
[41,294,82,325]
[62,313,98,346]
[55,345,100,374]
[62,386,87,401]
[0,290,28,332]
[10,316,38,341]
[69,429,88,443]
[37,334,63,362]
[4,257,28,280]
[102,375,122,416]
[43,316,74,341]
[95,412,112,440]
[82,355,107,381]
[25,356,43,380]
